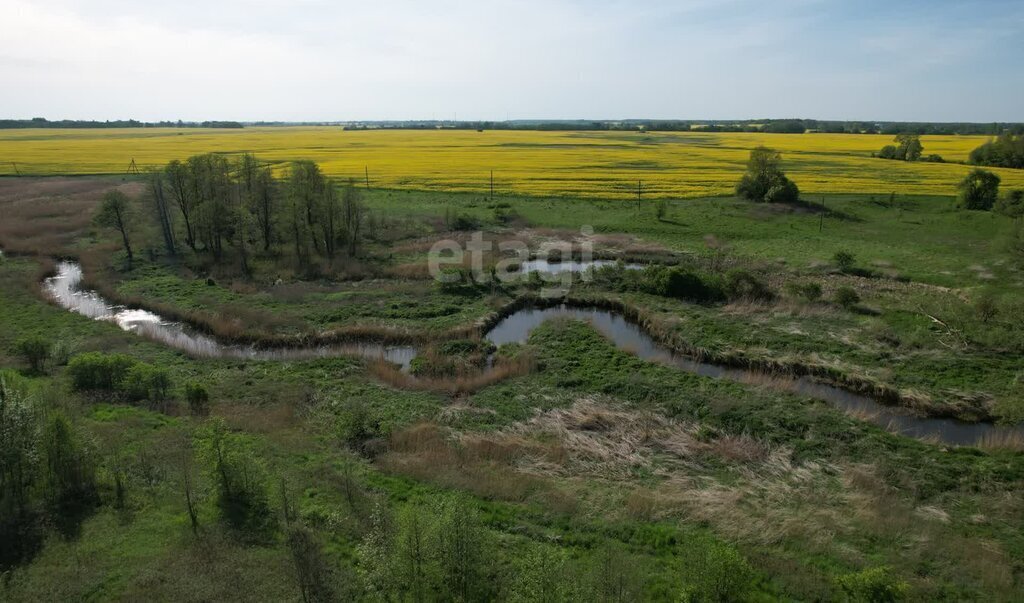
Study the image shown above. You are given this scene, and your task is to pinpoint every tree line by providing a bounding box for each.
[97,154,365,274]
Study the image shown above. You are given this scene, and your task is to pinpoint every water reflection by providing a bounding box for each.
[44,261,1022,446]
[44,261,416,369]
[519,259,642,274]
[486,306,1024,446]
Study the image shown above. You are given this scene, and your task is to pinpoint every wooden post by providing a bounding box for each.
[365,166,370,189]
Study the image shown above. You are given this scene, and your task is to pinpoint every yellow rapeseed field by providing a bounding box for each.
[1,127,1022,198]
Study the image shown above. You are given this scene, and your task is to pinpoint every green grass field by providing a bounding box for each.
[1,171,1023,601]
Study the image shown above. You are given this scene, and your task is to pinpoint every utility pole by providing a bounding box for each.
[365,166,370,189]
[126,158,139,175]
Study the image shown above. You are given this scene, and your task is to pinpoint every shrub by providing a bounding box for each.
[685,544,755,602]
[67,352,137,392]
[336,399,382,449]
[723,269,773,302]
[642,266,724,303]
[995,189,1024,218]
[15,336,51,374]
[785,281,822,302]
[836,566,909,602]
[834,286,860,309]
[123,363,172,402]
[655,199,668,221]
[957,169,1000,211]
[763,179,799,204]
[185,382,210,416]
[833,251,856,272]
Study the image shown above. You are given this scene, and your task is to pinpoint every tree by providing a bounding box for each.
[957,169,1001,210]
[165,159,198,250]
[894,133,923,161]
[95,190,134,264]
[287,524,338,603]
[342,179,364,256]
[185,382,210,416]
[0,373,42,568]
[198,418,272,535]
[435,496,490,601]
[41,413,98,525]
[969,133,1024,169]
[735,147,799,203]
[148,171,177,256]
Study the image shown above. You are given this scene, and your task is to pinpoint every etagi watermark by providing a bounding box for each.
[428,226,596,297]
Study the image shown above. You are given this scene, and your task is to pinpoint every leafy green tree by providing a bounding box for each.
[511,545,579,603]
[0,373,42,569]
[735,147,799,203]
[287,524,338,603]
[436,496,492,601]
[683,544,755,602]
[198,418,272,535]
[95,190,134,264]
[957,169,1001,210]
[41,413,98,527]
[894,133,923,161]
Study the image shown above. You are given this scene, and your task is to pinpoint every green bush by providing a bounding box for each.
[835,566,909,602]
[995,189,1024,218]
[723,269,773,301]
[785,281,822,302]
[67,352,137,391]
[834,286,860,309]
[123,364,172,402]
[957,168,1000,211]
[15,336,51,374]
[833,251,856,272]
[642,266,724,303]
[185,382,210,416]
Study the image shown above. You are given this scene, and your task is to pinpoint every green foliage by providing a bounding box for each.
[0,372,43,569]
[185,382,210,416]
[67,352,137,392]
[335,398,384,449]
[835,566,910,602]
[994,188,1024,218]
[879,134,923,161]
[641,266,725,303]
[969,133,1024,169]
[198,418,272,536]
[785,281,823,302]
[833,250,856,272]
[14,335,51,374]
[655,198,668,221]
[682,543,755,602]
[957,169,1001,211]
[510,545,579,602]
[834,286,860,309]
[123,363,172,403]
[735,147,800,203]
[435,496,493,601]
[286,524,339,603]
[41,412,98,526]
[723,269,773,302]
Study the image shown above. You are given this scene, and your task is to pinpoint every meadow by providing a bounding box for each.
[1,128,1023,600]
[3,127,1024,198]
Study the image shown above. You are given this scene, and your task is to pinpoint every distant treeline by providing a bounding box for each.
[337,119,1024,136]
[0,118,244,129]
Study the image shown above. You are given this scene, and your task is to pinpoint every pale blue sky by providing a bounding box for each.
[1,0,1021,122]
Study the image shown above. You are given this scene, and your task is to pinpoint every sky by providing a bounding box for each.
[1,0,1022,122]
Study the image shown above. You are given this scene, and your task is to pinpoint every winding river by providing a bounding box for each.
[44,260,1023,446]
